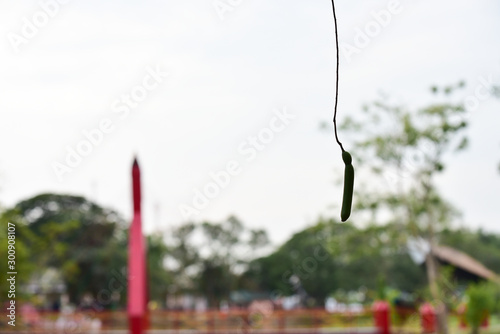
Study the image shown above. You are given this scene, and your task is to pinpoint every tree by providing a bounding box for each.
[340,83,469,334]
[167,222,199,293]
[167,216,269,307]
[0,209,38,301]
[465,283,496,334]
[244,221,337,306]
[244,218,427,306]
[10,193,127,305]
[1,192,178,310]
[146,233,173,307]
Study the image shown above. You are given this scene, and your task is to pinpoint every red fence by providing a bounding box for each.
[0,307,426,334]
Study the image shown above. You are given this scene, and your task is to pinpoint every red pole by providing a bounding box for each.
[128,158,147,334]
[373,301,390,334]
[420,303,436,334]
[132,158,141,213]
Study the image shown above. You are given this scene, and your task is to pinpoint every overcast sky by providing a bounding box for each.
[1,0,499,245]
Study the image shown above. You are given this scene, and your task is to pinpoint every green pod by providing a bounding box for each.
[342,150,352,165]
[341,151,354,222]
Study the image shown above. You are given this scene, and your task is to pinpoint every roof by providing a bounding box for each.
[432,245,500,282]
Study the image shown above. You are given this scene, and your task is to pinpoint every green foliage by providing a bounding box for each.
[0,210,37,300]
[243,219,500,307]
[417,266,460,309]
[198,261,231,307]
[147,233,172,305]
[466,283,496,332]
[244,220,337,305]
[7,189,500,312]
[341,86,467,232]
[0,193,175,308]
[339,85,471,334]
[6,193,128,306]
[377,275,387,300]
[244,218,427,305]
[167,216,270,307]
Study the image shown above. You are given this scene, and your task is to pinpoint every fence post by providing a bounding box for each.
[279,310,286,334]
[420,303,436,333]
[373,301,390,334]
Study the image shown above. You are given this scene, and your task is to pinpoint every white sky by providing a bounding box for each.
[0,0,499,246]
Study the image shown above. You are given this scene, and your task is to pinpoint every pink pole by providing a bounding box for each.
[128,158,147,334]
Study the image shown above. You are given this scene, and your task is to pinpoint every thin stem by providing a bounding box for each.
[331,0,345,152]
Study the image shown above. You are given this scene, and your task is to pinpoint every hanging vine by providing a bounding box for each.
[330,0,354,222]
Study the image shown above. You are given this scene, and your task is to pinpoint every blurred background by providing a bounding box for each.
[0,0,499,333]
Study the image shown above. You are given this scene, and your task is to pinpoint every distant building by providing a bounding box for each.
[429,245,500,283]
